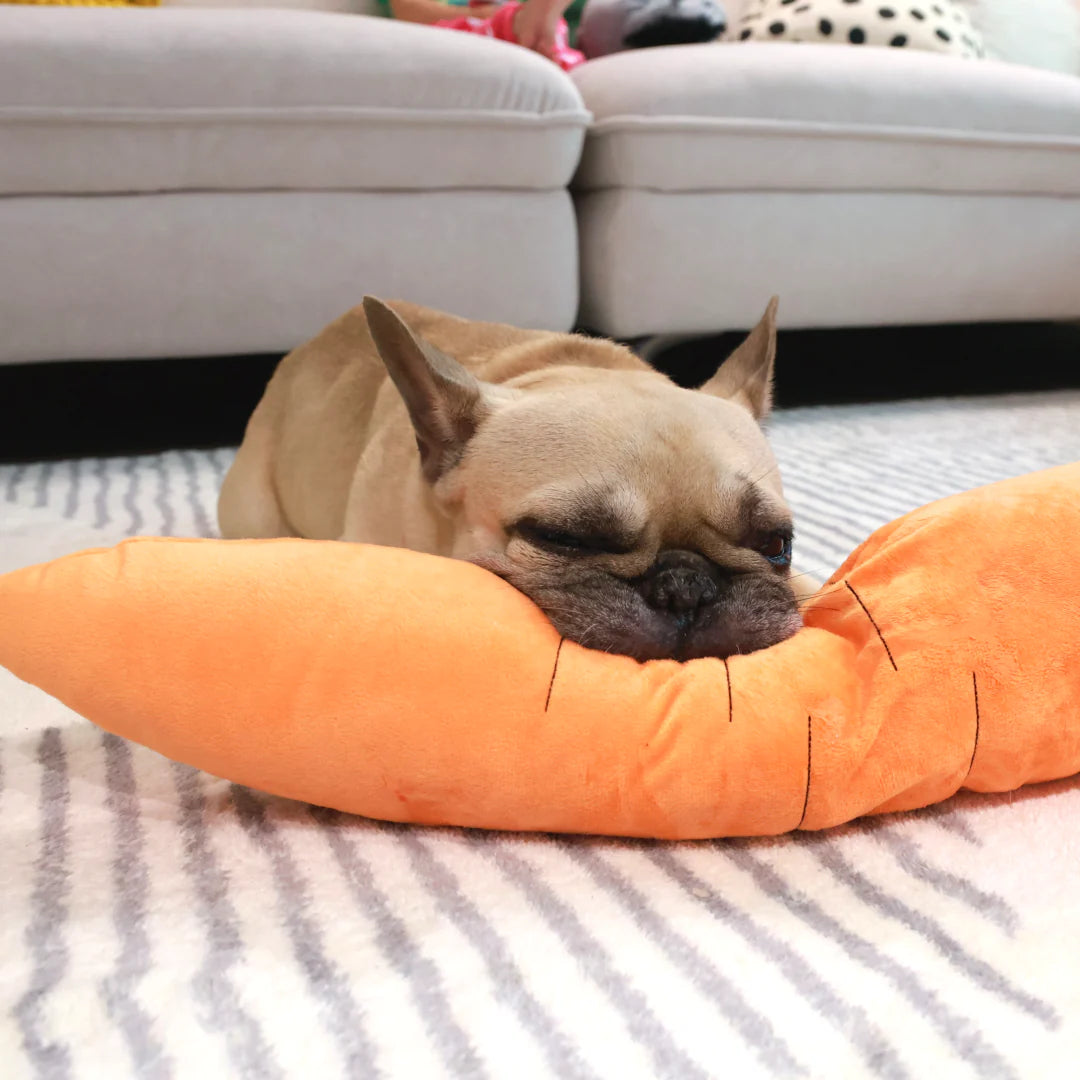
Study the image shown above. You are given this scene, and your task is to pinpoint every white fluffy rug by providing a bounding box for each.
[3,391,1080,1079]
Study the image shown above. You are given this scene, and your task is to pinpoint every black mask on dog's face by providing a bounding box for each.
[367,296,797,661]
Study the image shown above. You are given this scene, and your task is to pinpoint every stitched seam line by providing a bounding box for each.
[965,671,981,782]
[544,638,565,713]
[0,106,592,129]
[586,115,1080,152]
[797,716,812,830]
[845,580,898,671]
[723,657,733,724]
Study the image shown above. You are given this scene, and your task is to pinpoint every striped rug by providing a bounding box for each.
[2,390,1080,1080]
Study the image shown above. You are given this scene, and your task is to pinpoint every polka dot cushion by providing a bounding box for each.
[733,0,985,57]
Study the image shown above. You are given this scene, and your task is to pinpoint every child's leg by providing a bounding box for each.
[435,1,587,71]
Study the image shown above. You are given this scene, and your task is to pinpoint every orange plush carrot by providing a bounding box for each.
[2,463,1078,838]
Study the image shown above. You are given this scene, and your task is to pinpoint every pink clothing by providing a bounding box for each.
[435,1,585,71]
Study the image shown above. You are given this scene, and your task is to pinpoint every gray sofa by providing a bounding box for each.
[2,5,1079,365]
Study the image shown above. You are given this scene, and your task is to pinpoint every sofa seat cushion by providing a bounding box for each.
[0,8,589,195]
[573,42,1080,196]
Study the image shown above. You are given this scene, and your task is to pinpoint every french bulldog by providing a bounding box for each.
[218,297,807,661]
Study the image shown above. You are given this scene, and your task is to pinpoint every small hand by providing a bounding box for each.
[513,0,562,57]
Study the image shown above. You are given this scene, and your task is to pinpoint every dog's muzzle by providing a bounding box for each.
[637,551,724,621]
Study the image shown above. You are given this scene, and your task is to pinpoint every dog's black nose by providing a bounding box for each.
[639,551,721,615]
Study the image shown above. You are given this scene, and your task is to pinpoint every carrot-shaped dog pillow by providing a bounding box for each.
[2,463,1078,839]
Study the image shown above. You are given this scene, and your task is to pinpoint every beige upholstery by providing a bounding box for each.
[574,43,1080,195]
[577,189,1080,337]
[2,191,578,364]
[573,43,1080,337]
[0,8,587,363]
[2,8,1080,359]
[0,9,588,195]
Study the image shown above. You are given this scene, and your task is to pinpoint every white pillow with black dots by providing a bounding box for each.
[732,0,985,58]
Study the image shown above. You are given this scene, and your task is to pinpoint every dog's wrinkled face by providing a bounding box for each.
[456,378,801,661]
[363,298,801,662]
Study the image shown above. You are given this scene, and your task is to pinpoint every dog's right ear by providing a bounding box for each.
[363,297,487,484]
[697,297,779,422]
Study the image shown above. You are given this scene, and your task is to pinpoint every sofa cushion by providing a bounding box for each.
[0,189,581,363]
[573,42,1080,196]
[0,8,589,195]
[576,188,1080,337]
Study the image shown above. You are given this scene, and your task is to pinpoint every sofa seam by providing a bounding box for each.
[585,115,1080,152]
[0,106,594,129]
[572,185,1080,199]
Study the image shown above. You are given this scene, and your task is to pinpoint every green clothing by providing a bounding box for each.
[375,0,587,47]
[563,0,586,44]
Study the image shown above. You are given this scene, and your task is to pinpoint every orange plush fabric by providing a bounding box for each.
[2,463,1079,838]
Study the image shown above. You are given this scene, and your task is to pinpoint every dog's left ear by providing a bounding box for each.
[363,296,488,484]
[697,297,778,421]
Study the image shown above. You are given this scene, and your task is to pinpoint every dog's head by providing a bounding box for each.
[363,297,801,662]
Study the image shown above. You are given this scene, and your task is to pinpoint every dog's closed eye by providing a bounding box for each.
[513,518,634,556]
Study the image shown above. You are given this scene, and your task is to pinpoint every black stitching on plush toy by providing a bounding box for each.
[544,638,565,712]
[797,715,813,828]
[844,580,899,671]
[966,671,981,781]
[723,656,733,723]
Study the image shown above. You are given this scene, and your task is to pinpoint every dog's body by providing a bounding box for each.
[219,299,806,661]
[219,301,649,554]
